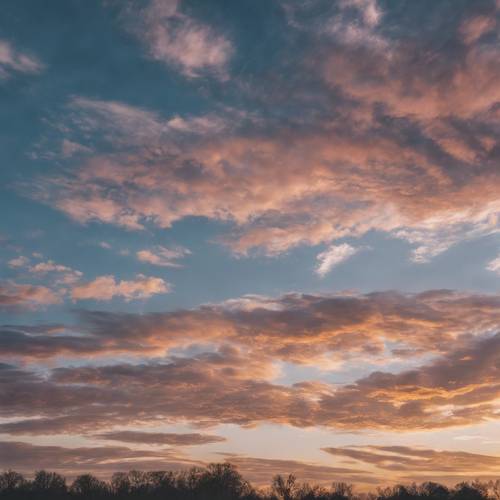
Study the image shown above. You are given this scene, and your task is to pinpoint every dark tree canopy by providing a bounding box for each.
[0,465,498,500]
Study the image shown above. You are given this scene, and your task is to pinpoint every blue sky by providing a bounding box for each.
[0,0,499,489]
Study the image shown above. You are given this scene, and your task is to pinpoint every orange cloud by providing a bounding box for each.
[34,94,499,260]
[129,0,233,78]
[323,445,500,485]
[71,274,169,302]
[94,430,225,446]
[0,441,200,479]
[0,281,61,310]
[1,332,498,433]
[1,290,498,363]
[0,39,43,79]
[136,245,191,267]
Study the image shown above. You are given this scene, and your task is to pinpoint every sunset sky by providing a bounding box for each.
[0,0,499,490]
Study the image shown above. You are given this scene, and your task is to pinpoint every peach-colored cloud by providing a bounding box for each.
[0,441,200,478]
[1,332,499,433]
[323,445,500,485]
[322,31,500,120]
[8,256,30,268]
[94,430,225,446]
[0,39,43,79]
[71,274,169,301]
[3,255,167,306]
[0,281,61,309]
[29,260,83,285]
[460,15,497,45]
[486,253,500,275]
[1,290,498,364]
[23,2,500,262]
[34,92,499,260]
[130,0,233,78]
[316,243,361,277]
[218,454,377,488]
[317,332,500,430]
[137,245,191,267]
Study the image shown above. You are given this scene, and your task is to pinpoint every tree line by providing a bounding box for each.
[0,464,498,500]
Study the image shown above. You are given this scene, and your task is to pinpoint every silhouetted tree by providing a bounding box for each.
[70,474,108,499]
[110,473,130,497]
[488,480,500,500]
[0,466,495,500]
[197,463,253,500]
[0,471,27,499]
[331,482,354,500]
[452,482,488,500]
[419,482,449,499]
[272,474,298,500]
[32,470,67,497]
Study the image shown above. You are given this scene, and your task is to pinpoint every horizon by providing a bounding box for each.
[0,0,499,489]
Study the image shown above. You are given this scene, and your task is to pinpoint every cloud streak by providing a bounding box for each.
[1,330,498,433]
[1,290,498,362]
[71,274,169,302]
[315,244,361,277]
[129,0,233,78]
[0,39,43,79]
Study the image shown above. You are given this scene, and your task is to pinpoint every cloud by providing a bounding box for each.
[33,88,500,260]
[218,455,377,487]
[0,331,499,433]
[322,16,500,120]
[315,243,360,277]
[8,256,30,268]
[0,39,43,79]
[322,445,500,483]
[19,2,500,263]
[1,290,498,364]
[339,0,382,28]
[3,255,167,306]
[137,245,191,267]
[129,0,233,78]
[0,326,114,360]
[61,139,91,158]
[460,14,497,45]
[316,332,500,430]
[0,442,375,486]
[486,254,500,275]
[29,260,83,285]
[94,430,225,446]
[71,274,169,301]
[0,441,200,478]
[0,281,61,310]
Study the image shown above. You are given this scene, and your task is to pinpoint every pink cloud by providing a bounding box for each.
[132,0,233,78]
[0,39,43,79]
[71,274,169,302]
[0,281,61,309]
[316,243,361,277]
[136,245,191,267]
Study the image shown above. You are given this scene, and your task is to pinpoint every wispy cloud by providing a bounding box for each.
[486,253,500,275]
[137,245,191,267]
[1,332,499,433]
[94,430,225,446]
[0,281,61,309]
[2,289,498,363]
[71,274,169,302]
[322,445,500,481]
[130,0,233,78]
[0,39,43,79]
[316,243,360,277]
[4,255,170,306]
[0,441,199,477]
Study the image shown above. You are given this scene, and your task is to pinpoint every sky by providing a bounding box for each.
[0,0,499,490]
